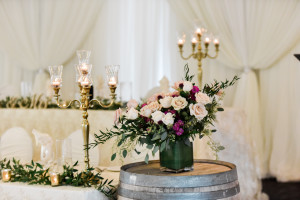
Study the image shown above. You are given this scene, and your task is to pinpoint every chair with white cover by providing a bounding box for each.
[0,127,33,163]
[67,129,99,168]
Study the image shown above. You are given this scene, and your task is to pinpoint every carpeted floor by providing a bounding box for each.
[262,178,300,200]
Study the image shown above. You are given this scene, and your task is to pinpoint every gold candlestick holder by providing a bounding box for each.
[178,31,219,88]
[52,84,116,170]
[49,56,119,170]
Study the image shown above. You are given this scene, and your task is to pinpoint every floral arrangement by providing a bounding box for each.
[91,65,238,163]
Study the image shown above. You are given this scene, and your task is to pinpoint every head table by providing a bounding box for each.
[0,108,264,199]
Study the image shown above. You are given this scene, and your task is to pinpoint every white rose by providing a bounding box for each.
[151,111,165,124]
[126,107,139,120]
[195,92,211,104]
[183,81,193,92]
[189,103,208,121]
[140,106,152,117]
[162,113,175,126]
[171,96,188,110]
[159,96,173,108]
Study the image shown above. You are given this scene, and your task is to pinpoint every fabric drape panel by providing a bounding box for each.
[82,0,174,100]
[169,0,300,178]
[0,0,102,93]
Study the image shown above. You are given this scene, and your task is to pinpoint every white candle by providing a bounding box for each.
[108,77,117,87]
[178,39,184,46]
[213,38,219,45]
[51,78,61,88]
[191,37,197,44]
[81,63,88,74]
[195,28,202,35]
[204,37,211,44]
[81,80,90,86]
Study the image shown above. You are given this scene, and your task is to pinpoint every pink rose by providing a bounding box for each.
[171,96,188,110]
[195,92,211,105]
[172,80,184,90]
[147,101,162,112]
[147,93,165,104]
[127,99,138,109]
[189,103,208,121]
[114,108,122,124]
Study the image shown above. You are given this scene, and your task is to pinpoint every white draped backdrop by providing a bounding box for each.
[0,0,300,182]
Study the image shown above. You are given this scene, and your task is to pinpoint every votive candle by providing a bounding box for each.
[1,169,11,182]
[50,172,60,186]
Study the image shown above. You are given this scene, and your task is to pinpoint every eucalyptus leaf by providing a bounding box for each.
[160,132,168,140]
[217,107,224,111]
[152,146,159,155]
[146,144,153,149]
[122,150,128,158]
[111,153,116,161]
[160,141,166,152]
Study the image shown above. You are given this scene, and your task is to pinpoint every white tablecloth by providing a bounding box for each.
[0,170,119,200]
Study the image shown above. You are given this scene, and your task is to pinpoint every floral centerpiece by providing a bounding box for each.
[91,65,238,172]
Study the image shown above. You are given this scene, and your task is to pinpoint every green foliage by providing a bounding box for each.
[184,64,195,81]
[0,158,116,199]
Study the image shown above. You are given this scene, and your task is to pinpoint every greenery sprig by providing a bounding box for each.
[0,158,116,199]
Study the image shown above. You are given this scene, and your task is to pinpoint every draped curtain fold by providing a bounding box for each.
[0,0,102,93]
[169,0,300,178]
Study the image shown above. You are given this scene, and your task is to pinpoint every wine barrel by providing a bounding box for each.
[118,159,240,200]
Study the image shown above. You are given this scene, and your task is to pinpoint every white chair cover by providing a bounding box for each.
[67,129,99,168]
[0,127,33,163]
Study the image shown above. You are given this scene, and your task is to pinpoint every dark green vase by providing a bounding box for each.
[159,140,194,172]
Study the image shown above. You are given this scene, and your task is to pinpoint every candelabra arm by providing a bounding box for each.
[207,51,219,59]
[89,98,115,109]
[53,94,81,109]
[179,50,195,60]
[207,45,219,59]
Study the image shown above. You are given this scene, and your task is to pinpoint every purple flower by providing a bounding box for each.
[157,95,163,100]
[141,103,147,108]
[179,83,184,89]
[164,110,176,115]
[177,120,184,126]
[176,128,184,136]
[173,123,180,131]
[192,86,200,93]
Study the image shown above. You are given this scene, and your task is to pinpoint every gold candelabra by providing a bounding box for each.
[49,51,119,170]
[178,28,219,88]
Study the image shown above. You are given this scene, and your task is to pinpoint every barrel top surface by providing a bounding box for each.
[123,159,233,177]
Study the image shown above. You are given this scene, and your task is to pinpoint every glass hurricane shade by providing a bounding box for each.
[105,65,120,87]
[76,50,91,65]
[49,65,63,88]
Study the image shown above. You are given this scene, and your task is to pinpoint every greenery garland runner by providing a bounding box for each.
[0,158,116,199]
[90,64,239,163]
[0,95,121,110]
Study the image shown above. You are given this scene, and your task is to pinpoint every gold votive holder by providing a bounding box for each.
[50,172,60,186]
[1,169,11,182]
